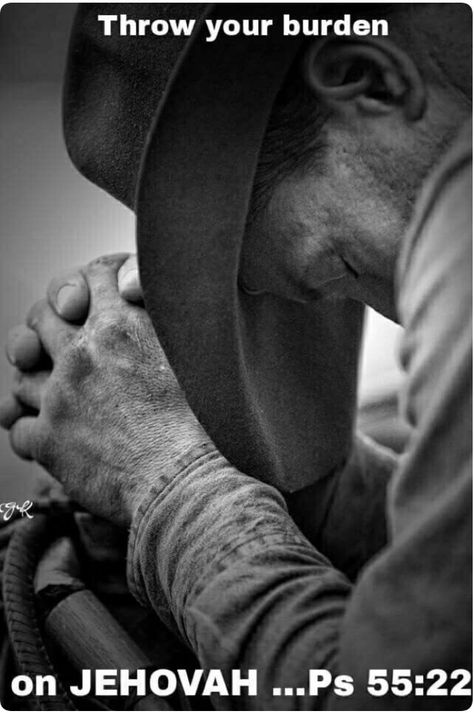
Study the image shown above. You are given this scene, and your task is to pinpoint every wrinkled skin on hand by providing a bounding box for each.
[0,255,209,527]
[5,253,142,369]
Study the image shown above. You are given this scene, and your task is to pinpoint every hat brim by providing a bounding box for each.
[136,4,364,492]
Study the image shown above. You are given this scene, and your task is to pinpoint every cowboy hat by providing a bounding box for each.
[63,3,364,493]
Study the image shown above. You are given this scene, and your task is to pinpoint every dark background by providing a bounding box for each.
[0,3,76,82]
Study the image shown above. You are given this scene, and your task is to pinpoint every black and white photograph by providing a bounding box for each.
[0,3,471,710]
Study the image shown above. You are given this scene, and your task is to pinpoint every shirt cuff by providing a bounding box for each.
[127,440,221,607]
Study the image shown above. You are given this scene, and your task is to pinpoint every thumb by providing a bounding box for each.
[118,255,143,304]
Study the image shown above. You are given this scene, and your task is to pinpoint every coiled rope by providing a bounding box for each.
[2,514,76,711]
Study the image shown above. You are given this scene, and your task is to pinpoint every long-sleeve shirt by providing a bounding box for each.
[127,124,472,710]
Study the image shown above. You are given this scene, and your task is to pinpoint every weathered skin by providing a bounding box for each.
[2,254,143,429]
[1,255,209,527]
[0,3,470,540]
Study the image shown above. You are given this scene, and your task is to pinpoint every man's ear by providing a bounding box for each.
[303,36,426,121]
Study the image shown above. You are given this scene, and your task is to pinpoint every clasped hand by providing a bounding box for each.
[0,254,209,526]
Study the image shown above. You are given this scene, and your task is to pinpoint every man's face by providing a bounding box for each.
[241,120,421,322]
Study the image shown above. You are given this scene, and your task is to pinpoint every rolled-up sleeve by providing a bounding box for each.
[127,441,353,709]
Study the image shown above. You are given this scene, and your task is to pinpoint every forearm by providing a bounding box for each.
[127,443,352,710]
[127,423,467,711]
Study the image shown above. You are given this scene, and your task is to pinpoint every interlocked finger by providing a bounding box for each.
[26,299,78,361]
[0,394,26,429]
[47,267,90,323]
[9,416,40,461]
[6,324,45,370]
[12,370,49,411]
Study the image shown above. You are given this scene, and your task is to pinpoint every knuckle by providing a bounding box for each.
[58,337,95,385]
[88,311,134,350]
[42,377,71,425]
[60,327,80,353]
[66,341,95,382]
[37,341,93,423]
